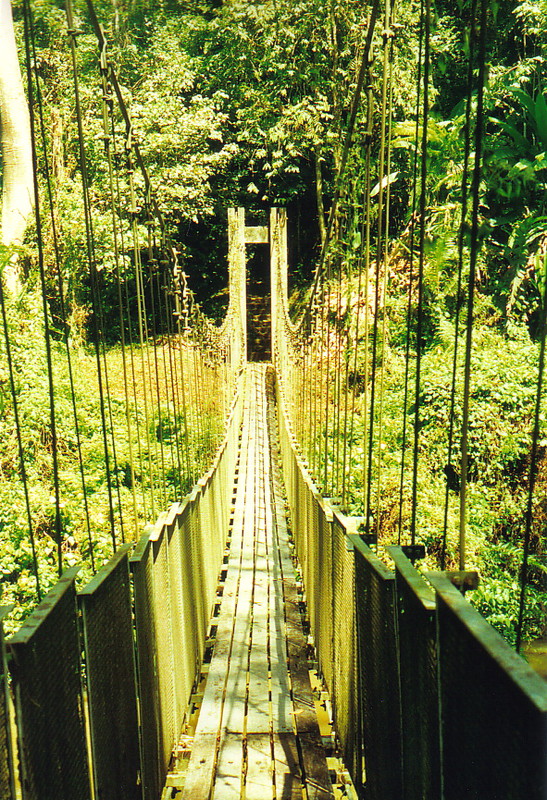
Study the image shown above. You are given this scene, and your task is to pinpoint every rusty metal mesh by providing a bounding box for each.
[316,501,334,694]
[353,540,403,800]
[151,531,176,775]
[8,568,90,800]
[167,515,190,729]
[131,536,162,800]
[275,375,361,786]
[332,518,358,781]
[431,573,547,800]
[79,546,140,800]
[0,609,14,800]
[391,549,441,800]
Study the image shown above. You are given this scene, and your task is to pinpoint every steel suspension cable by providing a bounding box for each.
[307,0,382,314]
[374,4,397,537]
[410,0,431,547]
[127,142,157,518]
[143,203,168,507]
[23,0,64,576]
[100,45,140,538]
[441,0,477,568]
[341,171,363,509]
[154,244,182,499]
[516,254,547,652]
[65,0,118,552]
[397,0,423,543]
[0,274,41,599]
[333,201,348,497]
[26,0,96,569]
[365,0,393,542]
[343,105,373,510]
[458,0,488,570]
[162,257,185,497]
[113,127,149,520]
[159,242,184,493]
[173,267,193,483]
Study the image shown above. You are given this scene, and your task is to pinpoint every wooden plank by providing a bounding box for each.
[273,734,303,800]
[212,734,243,800]
[247,653,270,732]
[245,734,275,800]
[298,734,333,799]
[180,734,217,800]
[181,365,334,800]
[274,516,332,795]
[190,368,253,739]
[220,414,256,736]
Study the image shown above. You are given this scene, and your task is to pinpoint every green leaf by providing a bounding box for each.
[509,87,537,122]
[489,117,532,155]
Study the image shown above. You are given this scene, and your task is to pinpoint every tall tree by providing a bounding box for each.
[0,0,33,294]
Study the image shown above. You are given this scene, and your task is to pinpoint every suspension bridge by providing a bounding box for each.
[1,0,547,798]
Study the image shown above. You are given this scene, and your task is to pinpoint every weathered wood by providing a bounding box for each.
[180,365,331,799]
[212,731,242,799]
[298,734,334,799]
[180,735,217,800]
[246,734,275,800]
[274,735,303,800]
[245,224,269,244]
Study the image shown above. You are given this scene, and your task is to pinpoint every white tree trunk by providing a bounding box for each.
[0,0,34,294]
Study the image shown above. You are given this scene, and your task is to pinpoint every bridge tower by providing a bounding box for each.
[227,207,288,362]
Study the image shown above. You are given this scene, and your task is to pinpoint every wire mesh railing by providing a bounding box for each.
[1,3,248,792]
[275,383,547,799]
[2,0,246,632]
[1,379,243,800]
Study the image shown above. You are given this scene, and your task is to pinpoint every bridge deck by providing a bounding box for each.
[180,364,332,799]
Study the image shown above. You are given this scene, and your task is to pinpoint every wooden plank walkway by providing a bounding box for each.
[181,364,332,800]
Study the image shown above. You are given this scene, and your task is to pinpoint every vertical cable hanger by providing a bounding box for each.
[23,0,64,576]
[410,0,431,548]
[333,199,347,498]
[161,249,185,501]
[365,0,393,545]
[458,0,488,571]
[0,280,41,599]
[359,86,374,520]
[172,263,193,485]
[99,40,140,540]
[441,0,477,569]
[306,0,382,315]
[108,98,149,521]
[143,197,168,507]
[374,0,397,538]
[343,164,366,510]
[516,249,547,652]
[322,244,334,494]
[397,0,423,543]
[127,128,158,518]
[26,0,96,569]
[65,0,118,552]
[516,0,547,653]
[155,241,181,499]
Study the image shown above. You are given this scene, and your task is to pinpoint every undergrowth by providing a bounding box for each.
[0,298,221,632]
[339,304,547,646]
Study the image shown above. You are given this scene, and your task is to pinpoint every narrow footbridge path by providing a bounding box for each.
[181,364,331,799]
[3,1,547,791]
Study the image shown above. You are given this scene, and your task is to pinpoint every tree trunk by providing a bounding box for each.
[0,0,34,294]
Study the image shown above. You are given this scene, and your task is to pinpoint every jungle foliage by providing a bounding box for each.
[1,0,546,641]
